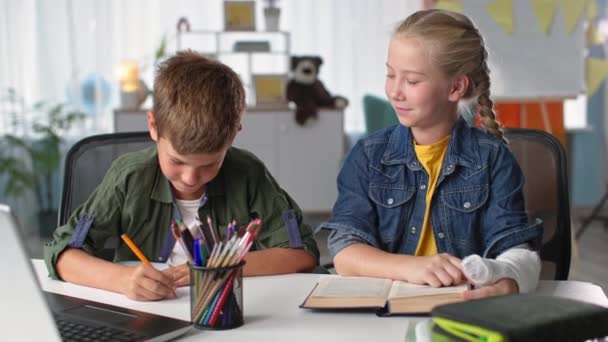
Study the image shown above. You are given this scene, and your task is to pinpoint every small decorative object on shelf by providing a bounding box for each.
[253,74,288,108]
[233,41,271,52]
[176,17,191,32]
[117,61,149,110]
[286,56,349,125]
[224,0,256,31]
[263,0,281,32]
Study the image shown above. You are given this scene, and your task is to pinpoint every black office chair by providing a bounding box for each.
[575,188,608,239]
[58,131,154,260]
[505,128,571,280]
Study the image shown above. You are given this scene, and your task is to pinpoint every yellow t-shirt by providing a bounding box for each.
[413,135,450,256]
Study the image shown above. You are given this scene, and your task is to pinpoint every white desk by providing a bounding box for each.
[33,260,608,341]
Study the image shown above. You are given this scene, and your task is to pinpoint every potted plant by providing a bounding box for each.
[0,92,85,238]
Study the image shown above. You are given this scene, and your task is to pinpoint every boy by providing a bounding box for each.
[44,51,319,301]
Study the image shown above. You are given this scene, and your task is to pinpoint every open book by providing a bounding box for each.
[300,276,469,315]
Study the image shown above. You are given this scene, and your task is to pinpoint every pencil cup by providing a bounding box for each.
[189,261,245,330]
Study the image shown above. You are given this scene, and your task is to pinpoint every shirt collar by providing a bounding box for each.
[381,117,481,169]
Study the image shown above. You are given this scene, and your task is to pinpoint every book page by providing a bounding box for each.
[388,281,469,299]
[313,276,392,298]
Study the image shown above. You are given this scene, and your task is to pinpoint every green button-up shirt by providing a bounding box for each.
[44,146,319,279]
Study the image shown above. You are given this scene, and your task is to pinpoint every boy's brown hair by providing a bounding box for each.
[153,50,246,154]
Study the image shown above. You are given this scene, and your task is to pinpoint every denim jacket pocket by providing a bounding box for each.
[440,184,489,213]
[369,184,415,208]
[439,184,489,248]
[369,184,415,246]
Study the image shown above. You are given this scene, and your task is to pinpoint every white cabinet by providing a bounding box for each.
[235,109,344,212]
[114,108,344,213]
[114,109,148,133]
[234,108,344,213]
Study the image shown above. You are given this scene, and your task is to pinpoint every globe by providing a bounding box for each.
[66,73,112,115]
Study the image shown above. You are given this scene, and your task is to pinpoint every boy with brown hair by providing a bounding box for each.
[44,50,319,301]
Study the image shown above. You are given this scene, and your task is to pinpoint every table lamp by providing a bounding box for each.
[117,61,149,110]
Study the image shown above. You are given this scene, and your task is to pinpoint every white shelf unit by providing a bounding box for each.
[176,30,291,106]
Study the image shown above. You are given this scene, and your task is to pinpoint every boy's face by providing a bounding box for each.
[148,112,230,200]
[155,137,227,200]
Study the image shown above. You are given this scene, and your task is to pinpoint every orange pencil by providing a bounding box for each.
[121,233,177,298]
[121,234,151,266]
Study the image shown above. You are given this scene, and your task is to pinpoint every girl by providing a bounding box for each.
[319,9,542,299]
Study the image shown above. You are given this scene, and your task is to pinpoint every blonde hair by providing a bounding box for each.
[394,9,504,142]
[153,50,246,154]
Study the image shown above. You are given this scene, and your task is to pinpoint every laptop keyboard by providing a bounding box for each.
[55,317,146,342]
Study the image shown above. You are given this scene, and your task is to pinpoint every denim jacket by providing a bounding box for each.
[319,118,542,259]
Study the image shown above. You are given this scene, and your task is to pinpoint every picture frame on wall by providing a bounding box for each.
[224,1,256,31]
[253,74,288,108]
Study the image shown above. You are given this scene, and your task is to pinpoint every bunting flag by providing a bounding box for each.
[586,0,598,21]
[530,0,558,34]
[486,0,514,34]
[434,0,463,12]
[586,22,604,48]
[585,0,603,47]
[561,0,587,33]
[586,58,608,97]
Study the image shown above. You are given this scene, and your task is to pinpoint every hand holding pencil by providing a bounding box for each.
[121,234,177,301]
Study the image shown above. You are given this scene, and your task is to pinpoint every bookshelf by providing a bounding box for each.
[176,30,291,106]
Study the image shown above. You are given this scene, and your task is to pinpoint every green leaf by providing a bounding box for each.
[0,98,85,209]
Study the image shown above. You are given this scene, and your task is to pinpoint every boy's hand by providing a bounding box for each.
[406,253,465,287]
[123,265,176,301]
[163,264,190,287]
[463,278,518,300]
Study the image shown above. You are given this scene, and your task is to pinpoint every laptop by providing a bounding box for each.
[0,204,192,341]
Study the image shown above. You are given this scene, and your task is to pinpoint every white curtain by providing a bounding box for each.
[0,0,420,134]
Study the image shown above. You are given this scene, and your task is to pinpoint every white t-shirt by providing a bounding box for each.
[166,195,205,266]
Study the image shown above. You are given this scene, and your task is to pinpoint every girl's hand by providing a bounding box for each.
[463,278,518,300]
[122,264,176,301]
[163,264,190,287]
[406,253,465,287]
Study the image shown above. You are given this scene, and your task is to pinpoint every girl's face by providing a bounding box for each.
[385,36,462,132]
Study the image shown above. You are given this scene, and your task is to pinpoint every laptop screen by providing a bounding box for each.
[0,204,62,341]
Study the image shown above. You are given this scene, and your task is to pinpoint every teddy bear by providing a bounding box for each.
[286,56,348,125]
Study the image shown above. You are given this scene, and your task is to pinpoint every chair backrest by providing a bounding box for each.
[58,132,154,226]
[362,94,399,134]
[504,128,571,280]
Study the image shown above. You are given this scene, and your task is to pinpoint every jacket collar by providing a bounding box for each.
[381,117,481,169]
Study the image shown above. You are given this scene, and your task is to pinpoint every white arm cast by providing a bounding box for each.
[461,244,541,293]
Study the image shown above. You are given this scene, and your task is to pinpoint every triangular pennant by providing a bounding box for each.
[486,0,514,34]
[561,0,587,33]
[530,0,558,34]
[586,0,598,21]
[586,22,604,48]
[586,58,608,97]
[434,0,463,12]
